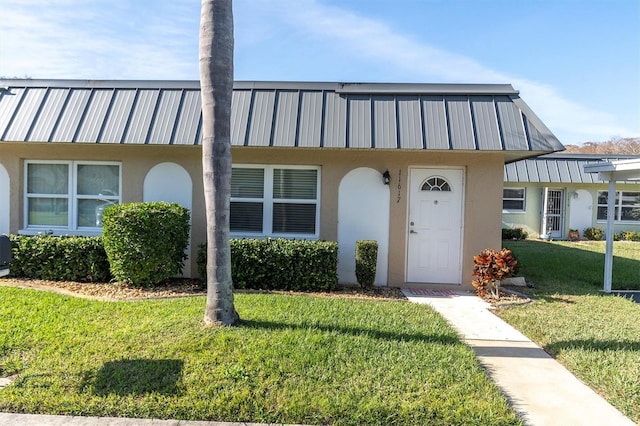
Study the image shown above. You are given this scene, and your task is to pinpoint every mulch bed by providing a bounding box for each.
[0,277,407,301]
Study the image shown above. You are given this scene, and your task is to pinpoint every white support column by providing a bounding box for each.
[541,187,549,238]
[603,178,616,293]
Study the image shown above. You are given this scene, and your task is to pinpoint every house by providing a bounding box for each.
[0,79,564,289]
[503,153,640,240]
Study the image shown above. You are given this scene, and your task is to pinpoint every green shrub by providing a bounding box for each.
[501,228,528,240]
[198,238,338,291]
[102,202,190,287]
[8,235,110,282]
[355,240,378,288]
[583,227,604,241]
[618,231,640,241]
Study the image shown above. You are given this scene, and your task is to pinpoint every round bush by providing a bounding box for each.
[102,202,190,287]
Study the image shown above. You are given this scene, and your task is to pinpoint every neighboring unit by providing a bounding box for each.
[0,79,563,289]
[503,154,640,240]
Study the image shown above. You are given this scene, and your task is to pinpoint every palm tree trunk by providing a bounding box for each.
[199,0,239,326]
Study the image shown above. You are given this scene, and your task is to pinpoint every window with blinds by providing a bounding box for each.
[597,191,640,222]
[230,165,320,237]
[502,188,526,212]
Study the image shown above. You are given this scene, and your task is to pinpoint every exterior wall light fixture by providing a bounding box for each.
[382,169,391,185]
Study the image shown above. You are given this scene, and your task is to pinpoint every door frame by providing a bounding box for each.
[541,187,565,239]
[405,166,465,284]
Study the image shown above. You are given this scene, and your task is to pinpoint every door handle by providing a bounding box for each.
[410,230,418,234]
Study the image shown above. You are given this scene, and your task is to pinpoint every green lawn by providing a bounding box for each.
[500,240,640,423]
[0,288,522,425]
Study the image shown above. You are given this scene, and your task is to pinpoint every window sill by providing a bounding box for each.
[19,229,102,237]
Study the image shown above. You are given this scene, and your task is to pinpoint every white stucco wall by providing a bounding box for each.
[143,162,193,276]
[0,164,9,236]
[337,167,390,286]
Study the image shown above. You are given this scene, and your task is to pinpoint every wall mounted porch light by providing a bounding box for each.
[382,169,391,185]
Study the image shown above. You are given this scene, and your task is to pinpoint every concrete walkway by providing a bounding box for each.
[403,288,636,426]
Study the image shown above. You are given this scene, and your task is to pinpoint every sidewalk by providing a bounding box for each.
[0,413,300,426]
[402,288,636,426]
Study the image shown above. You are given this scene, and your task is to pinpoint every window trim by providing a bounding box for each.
[22,160,122,235]
[596,190,640,223]
[502,187,526,213]
[230,164,321,239]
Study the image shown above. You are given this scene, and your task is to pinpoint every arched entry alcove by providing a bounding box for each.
[337,167,390,285]
[143,163,193,276]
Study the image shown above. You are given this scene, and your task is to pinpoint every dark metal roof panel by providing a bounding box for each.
[75,89,114,143]
[28,88,69,142]
[471,96,502,150]
[3,87,47,141]
[122,89,158,144]
[422,95,449,149]
[348,95,372,148]
[373,96,397,149]
[397,96,423,149]
[172,89,201,145]
[505,155,640,184]
[526,159,540,182]
[0,87,25,138]
[536,160,551,182]
[148,89,182,145]
[231,89,251,146]
[100,89,136,144]
[514,160,528,182]
[272,90,299,147]
[496,96,528,150]
[247,90,275,147]
[446,96,476,150]
[323,91,347,148]
[297,91,323,148]
[0,79,565,157]
[51,89,92,142]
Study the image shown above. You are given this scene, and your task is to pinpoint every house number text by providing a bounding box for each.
[397,169,402,203]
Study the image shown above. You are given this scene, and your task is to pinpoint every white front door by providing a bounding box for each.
[407,168,464,284]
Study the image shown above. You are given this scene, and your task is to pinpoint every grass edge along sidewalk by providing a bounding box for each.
[499,240,640,424]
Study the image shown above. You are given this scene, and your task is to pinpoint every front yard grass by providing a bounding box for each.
[0,287,522,425]
[500,240,640,423]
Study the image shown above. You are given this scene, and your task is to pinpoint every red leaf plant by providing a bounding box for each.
[471,248,517,299]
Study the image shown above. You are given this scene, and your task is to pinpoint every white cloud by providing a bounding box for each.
[1,0,636,144]
[0,0,198,80]
[260,0,636,143]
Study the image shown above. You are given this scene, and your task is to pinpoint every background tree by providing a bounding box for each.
[564,137,640,155]
[199,0,239,326]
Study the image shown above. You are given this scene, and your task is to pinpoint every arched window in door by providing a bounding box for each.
[421,176,451,192]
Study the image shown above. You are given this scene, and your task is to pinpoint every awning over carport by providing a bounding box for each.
[584,158,640,292]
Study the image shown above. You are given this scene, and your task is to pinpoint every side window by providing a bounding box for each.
[24,161,121,232]
[503,188,525,212]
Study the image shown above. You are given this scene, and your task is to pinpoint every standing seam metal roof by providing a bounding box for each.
[504,154,640,185]
[0,79,564,153]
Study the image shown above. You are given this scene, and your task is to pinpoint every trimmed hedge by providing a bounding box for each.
[198,238,338,291]
[355,240,378,288]
[618,231,640,241]
[102,202,190,287]
[502,228,528,240]
[8,235,111,282]
[584,227,604,241]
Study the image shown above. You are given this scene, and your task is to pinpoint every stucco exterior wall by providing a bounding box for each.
[503,182,640,239]
[0,142,505,288]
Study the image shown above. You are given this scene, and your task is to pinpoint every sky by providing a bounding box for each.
[1,0,638,146]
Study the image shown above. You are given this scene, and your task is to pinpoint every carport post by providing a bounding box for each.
[603,177,616,293]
